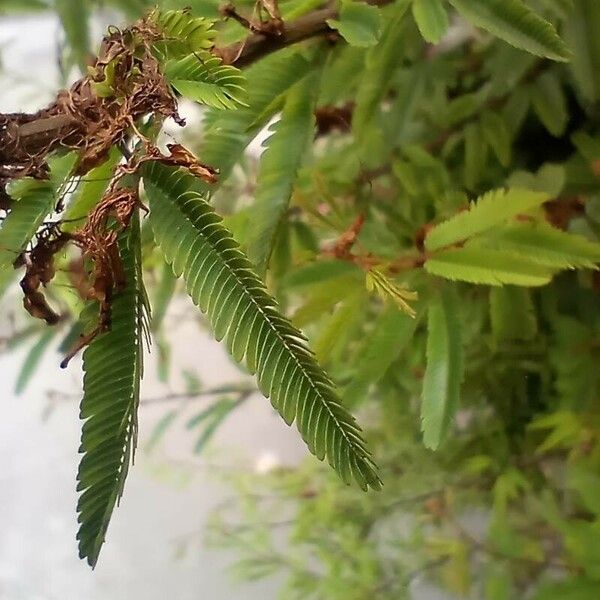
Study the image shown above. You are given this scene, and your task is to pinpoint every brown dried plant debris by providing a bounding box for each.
[0,14,183,188]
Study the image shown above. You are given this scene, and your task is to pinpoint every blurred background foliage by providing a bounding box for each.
[2,0,600,598]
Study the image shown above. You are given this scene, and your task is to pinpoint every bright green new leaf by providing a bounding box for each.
[327,1,382,47]
[425,247,554,286]
[421,285,463,449]
[76,216,146,568]
[479,222,600,269]
[149,8,215,59]
[425,188,549,251]
[412,0,449,44]
[164,53,247,110]
[365,267,418,318]
[448,0,571,62]
[143,163,381,490]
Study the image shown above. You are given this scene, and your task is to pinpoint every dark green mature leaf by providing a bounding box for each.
[448,0,571,62]
[327,1,382,47]
[144,163,380,490]
[421,285,463,449]
[412,0,449,44]
[425,188,549,251]
[76,215,146,567]
[164,53,247,109]
[246,72,318,274]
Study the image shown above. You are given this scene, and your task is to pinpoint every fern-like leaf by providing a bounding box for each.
[425,188,549,251]
[143,163,381,490]
[76,215,146,567]
[164,53,247,110]
[246,72,318,274]
[448,0,571,62]
[421,285,463,450]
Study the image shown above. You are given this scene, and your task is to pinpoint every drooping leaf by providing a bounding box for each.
[489,286,537,341]
[412,0,449,44]
[151,260,177,333]
[425,247,555,286]
[464,121,488,190]
[199,51,312,183]
[564,0,600,102]
[164,53,247,110]
[480,110,512,167]
[326,1,382,47]
[246,72,318,274]
[55,0,90,71]
[425,188,549,251]
[62,150,119,233]
[352,0,411,140]
[530,72,568,137]
[421,284,463,449]
[76,215,146,567]
[0,154,76,298]
[345,304,421,405]
[143,163,380,490]
[448,0,571,61]
[15,328,57,394]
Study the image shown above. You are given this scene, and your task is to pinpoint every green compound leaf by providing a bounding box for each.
[76,215,146,567]
[425,188,549,251]
[143,163,381,491]
[164,53,247,110]
[421,284,464,450]
[412,0,449,44]
[327,1,382,47]
[448,0,571,62]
